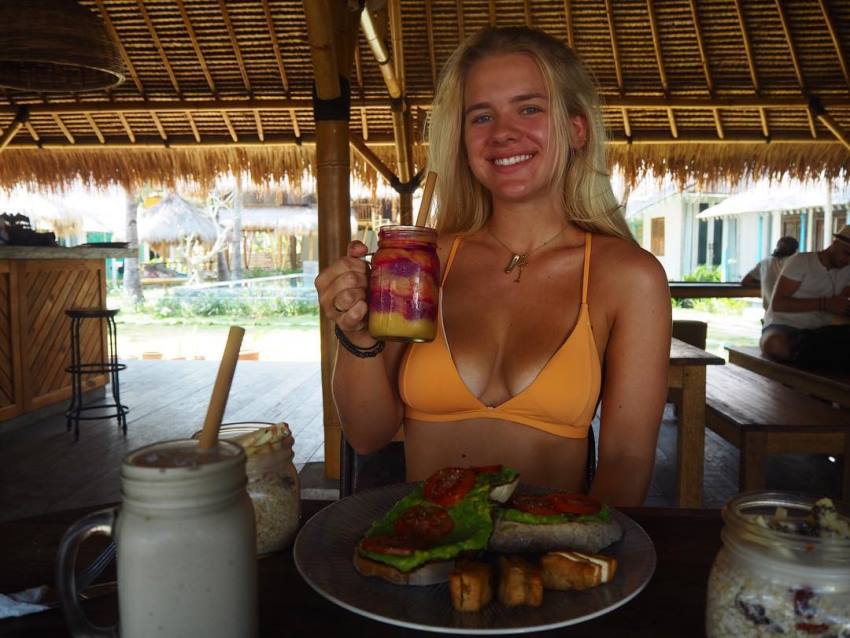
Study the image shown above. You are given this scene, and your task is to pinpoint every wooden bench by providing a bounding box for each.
[726,345,850,408]
[706,363,850,497]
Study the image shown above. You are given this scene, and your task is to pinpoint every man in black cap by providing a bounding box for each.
[760,224,850,370]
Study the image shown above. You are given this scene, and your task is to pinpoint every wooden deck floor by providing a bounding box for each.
[0,360,843,522]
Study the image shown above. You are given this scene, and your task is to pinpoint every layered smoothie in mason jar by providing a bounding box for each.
[368,225,439,342]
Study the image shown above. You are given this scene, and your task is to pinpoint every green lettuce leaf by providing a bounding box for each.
[358,467,518,572]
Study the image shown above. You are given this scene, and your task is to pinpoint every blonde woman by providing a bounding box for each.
[316,27,671,506]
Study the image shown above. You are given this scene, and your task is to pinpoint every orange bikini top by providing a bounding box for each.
[399,232,601,439]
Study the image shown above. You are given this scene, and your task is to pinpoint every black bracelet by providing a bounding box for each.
[334,325,385,358]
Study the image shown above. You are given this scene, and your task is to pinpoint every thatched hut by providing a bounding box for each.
[138,192,218,280]
[218,205,358,271]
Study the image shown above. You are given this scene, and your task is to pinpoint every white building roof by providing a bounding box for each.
[697,181,850,219]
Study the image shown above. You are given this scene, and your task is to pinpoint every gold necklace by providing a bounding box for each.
[487,225,567,283]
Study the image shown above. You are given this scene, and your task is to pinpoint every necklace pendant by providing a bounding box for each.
[504,253,528,275]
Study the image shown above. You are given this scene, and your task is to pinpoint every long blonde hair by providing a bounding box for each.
[428,26,633,241]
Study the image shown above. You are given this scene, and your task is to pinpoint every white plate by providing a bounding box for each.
[294,483,656,635]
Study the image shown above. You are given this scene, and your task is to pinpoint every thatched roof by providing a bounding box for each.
[0,0,848,190]
[138,192,217,245]
[219,206,359,236]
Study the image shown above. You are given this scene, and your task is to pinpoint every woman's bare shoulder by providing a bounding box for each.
[590,234,668,295]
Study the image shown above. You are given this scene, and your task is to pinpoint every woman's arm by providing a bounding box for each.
[315,241,406,454]
[590,250,671,507]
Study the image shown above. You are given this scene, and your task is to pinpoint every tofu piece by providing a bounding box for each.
[449,560,494,612]
[540,550,618,591]
[497,556,543,607]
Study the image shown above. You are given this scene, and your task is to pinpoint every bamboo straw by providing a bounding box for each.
[197,326,246,449]
[415,171,437,227]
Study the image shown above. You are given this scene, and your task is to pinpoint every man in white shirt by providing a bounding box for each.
[761,225,850,369]
[742,236,798,310]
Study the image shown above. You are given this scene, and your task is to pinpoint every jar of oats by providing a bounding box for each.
[706,492,850,638]
[194,422,301,556]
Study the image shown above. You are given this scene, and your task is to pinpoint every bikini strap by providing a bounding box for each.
[441,235,463,286]
[581,232,592,305]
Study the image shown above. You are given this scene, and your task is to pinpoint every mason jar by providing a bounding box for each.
[368,225,440,342]
[194,422,301,556]
[706,491,850,637]
[57,439,257,638]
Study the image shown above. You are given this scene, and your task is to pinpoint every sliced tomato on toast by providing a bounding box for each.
[393,504,454,543]
[508,494,561,516]
[423,467,476,508]
[546,493,602,516]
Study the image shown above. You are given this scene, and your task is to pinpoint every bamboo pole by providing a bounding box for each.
[361,7,401,99]
[304,0,361,481]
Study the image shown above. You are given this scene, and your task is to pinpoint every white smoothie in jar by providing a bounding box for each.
[116,439,257,638]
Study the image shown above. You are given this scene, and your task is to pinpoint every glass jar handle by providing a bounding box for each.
[55,508,118,638]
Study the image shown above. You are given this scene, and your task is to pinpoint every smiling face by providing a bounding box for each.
[462,52,554,207]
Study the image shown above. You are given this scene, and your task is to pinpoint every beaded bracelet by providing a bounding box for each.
[334,325,385,358]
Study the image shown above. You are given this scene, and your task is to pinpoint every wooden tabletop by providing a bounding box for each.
[670,337,725,366]
[0,500,723,637]
[668,282,760,299]
[727,345,850,408]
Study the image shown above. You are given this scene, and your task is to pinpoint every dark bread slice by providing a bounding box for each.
[489,517,623,554]
[353,549,455,586]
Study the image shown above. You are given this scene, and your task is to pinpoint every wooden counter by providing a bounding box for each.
[0,246,135,423]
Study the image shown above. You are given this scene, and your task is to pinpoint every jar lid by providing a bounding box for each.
[722,491,850,569]
[378,225,437,243]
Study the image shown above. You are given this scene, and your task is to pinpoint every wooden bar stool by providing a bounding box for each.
[64,308,129,440]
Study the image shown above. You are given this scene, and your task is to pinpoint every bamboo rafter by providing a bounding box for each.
[489,0,497,27]
[426,0,437,89]
[0,107,27,151]
[262,0,289,94]
[646,0,677,138]
[817,0,850,91]
[604,0,631,138]
[563,0,573,49]
[773,0,816,138]
[259,0,300,139]
[732,0,770,138]
[117,112,135,143]
[810,99,850,153]
[95,0,144,95]
[688,0,723,138]
[456,0,465,42]
[83,112,105,145]
[350,133,397,184]
[523,0,532,27]
[137,0,180,96]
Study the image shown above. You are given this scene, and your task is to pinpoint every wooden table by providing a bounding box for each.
[669,338,725,508]
[727,345,850,408]
[669,282,760,299]
[0,500,722,637]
